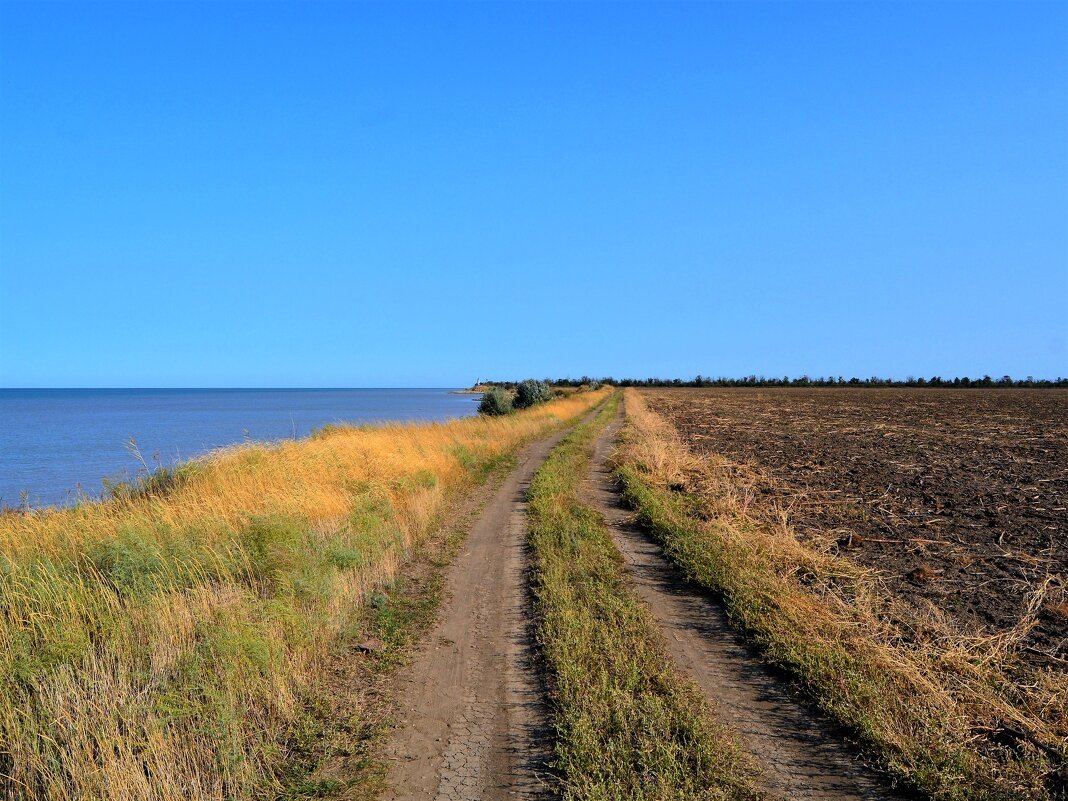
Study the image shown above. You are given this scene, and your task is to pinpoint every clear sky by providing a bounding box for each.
[1,1,1065,387]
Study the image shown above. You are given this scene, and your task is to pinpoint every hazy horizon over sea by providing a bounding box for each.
[0,388,480,508]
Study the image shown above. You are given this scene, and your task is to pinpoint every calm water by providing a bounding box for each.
[0,389,479,508]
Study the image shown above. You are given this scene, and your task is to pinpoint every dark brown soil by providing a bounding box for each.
[643,388,1068,664]
[589,405,912,800]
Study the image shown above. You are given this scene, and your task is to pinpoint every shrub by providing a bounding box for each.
[478,387,513,416]
[239,515,309,599]
[91,527,165,595]
[513,379,553,409]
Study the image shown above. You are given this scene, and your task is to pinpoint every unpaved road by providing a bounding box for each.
[586,404,913,800]
[381,425,573,801]
[382,401,913,800]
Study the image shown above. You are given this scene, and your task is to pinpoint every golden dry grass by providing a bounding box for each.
[614,389,1066,801]
[0,388,608,801]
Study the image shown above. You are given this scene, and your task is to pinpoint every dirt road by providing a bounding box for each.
[381,426,572,801]
[585,405,912,800]
[381,401,913,800]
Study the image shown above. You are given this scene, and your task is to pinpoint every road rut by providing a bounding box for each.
[381,426,571,801]
[586,405,913,801]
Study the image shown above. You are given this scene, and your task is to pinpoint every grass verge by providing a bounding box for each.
[527,392,762,801]
[0,388,609,801]
[614,389,1065,801]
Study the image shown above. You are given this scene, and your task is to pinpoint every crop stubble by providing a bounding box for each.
[643,388,1068,664]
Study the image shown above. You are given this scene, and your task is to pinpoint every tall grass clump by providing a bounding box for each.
[614,389,1066,801]
[0,388,609,801]
[527,393,761,801]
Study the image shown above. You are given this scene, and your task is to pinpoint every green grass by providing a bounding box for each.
[526,393,761,801]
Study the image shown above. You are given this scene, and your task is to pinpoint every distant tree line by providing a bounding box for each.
[478,375,1068,389]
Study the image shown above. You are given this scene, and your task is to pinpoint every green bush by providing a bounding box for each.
[91,528,166,596]
[478,387,513,416]
[513,379,553,409]
[239,515,309,598]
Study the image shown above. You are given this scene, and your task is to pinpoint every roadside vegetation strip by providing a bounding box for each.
[527,393,762,801]
[0,387,609,801]
[613,389,1064,801]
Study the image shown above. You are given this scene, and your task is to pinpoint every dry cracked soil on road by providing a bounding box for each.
[381,426,566,801]
[379,405,913,800]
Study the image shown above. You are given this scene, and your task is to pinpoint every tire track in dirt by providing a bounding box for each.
[381,421,582,801]
[586,404,915,801]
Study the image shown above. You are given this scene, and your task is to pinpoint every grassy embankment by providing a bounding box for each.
[0,388,609,801]
[526,392,762,801]
[614,389,1066,801]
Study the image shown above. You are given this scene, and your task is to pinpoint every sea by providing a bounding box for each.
[0,388,480,508]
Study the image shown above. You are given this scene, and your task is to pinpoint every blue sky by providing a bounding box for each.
[1,1,1065,387]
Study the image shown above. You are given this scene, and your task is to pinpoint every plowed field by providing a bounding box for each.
[644,388,1068,664]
